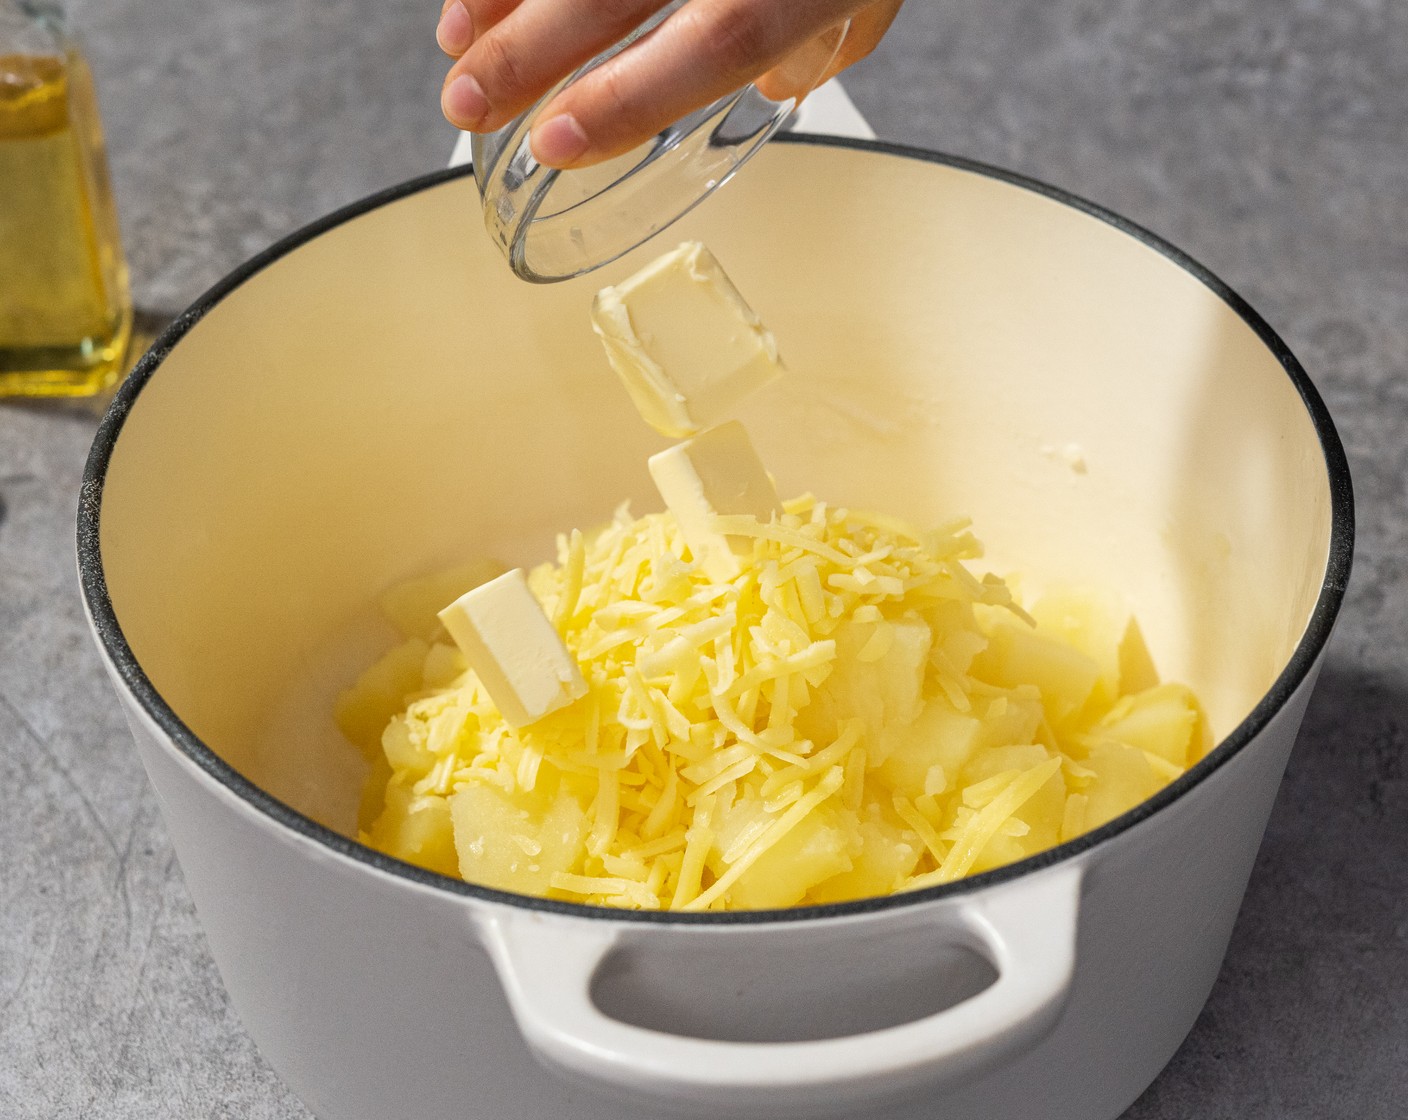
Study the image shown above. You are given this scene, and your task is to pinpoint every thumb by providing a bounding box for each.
[756,0,905,103]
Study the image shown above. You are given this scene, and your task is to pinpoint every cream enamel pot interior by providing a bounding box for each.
[79,138,1352,1120]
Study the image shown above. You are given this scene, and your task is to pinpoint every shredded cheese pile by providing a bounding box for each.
[346,495,1207,910]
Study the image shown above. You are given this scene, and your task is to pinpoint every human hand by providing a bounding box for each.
[436,0,904,169]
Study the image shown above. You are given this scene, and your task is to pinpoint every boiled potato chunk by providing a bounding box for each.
[971,622,1100,728]
[963,750,1065,871]
[971,691,1045,754]
[874,688,1044,793]
[365,783,459,877]
[923,599,988,675]
[875,696,982,794]
[1117,616,1161,696]
[450,783,587,895]
[810,814,921,903]
[1027,587,1161,699]
[799,615,931,756]
[969,831,1030,875]
[380,715,434,775]
[1029,588,1124,714]
[378,559,505,641]
[962,742,1051,785]
[1009,762,1066,854]
[1082,742,1161,830]
[711,803,854,909]
[335,638,430,759]
[1095,682,1203,767]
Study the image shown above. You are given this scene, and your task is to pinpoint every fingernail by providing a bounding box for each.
[436,2,473,54]
[442,74,489,128]
[531,114,590,168]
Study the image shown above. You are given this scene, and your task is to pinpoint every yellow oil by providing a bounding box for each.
[0,51,131,397]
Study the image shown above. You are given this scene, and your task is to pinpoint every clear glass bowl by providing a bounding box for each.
[471,4,848,283]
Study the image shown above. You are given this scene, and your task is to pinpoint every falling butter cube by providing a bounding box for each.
[648,421,782,581]
[591,241,784,437]
[437,569,586,728]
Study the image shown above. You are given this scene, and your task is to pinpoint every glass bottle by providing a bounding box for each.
[0,0,130,397]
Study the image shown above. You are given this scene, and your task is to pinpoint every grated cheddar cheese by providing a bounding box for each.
[338,496,1212,910]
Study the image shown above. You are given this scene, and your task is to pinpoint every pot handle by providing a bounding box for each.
[478,864,1082,1112]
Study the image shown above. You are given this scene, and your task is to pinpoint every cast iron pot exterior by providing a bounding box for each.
[80,138,1352,1120]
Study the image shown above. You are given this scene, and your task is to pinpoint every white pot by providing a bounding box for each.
[79,138,1352,1120]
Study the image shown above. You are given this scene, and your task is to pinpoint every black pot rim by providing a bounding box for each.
[77,135,1355,927]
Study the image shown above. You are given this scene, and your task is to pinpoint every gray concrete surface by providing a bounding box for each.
[2,1,1404,1116]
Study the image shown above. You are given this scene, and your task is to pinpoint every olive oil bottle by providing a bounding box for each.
[1,3,130,398]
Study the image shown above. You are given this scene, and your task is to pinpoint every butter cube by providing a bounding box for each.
[591,241,783,437]
[648,421,782,581]
[437,569,586,728]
